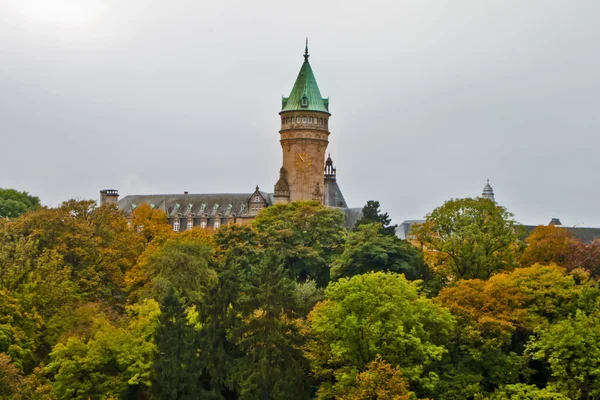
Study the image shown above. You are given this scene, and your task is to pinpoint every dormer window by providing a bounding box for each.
[301,94,308,107]
[173,221,180,232]
[187,221,193,230]
[200,221,206,229]
[214,220,220,229]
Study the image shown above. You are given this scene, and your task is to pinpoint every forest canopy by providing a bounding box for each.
[0,194,599,400]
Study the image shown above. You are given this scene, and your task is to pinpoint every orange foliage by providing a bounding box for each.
[521,225,582,268]
[338,356,415,400]
[437,264,596,348]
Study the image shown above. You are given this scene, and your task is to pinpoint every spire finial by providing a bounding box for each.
[487,178,489,184]
[304,38,309,61]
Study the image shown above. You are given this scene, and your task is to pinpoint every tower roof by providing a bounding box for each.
[281,40,330,114]
[482,179,495,202]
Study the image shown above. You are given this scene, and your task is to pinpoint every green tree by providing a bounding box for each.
[411,197,522,284]
[253,201,345,286]
[139,240,217,303]
[199,224,261,397]
[230,250,310,400]
[306,271,455,398]
[45,300,159,399]
[0,188,41,219]
[527,309,600,399]
[487,383,570,399]
[0,289,43,372]
[331,223,424,280]
[355,200,397,236]
[153,286,202,399]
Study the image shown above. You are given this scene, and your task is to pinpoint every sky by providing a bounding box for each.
[1,0,599,227]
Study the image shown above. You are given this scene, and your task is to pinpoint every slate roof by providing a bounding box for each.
[343,208,363,229]
[118,193,272,218]
[324,179,347,208]
[281,44,330,114]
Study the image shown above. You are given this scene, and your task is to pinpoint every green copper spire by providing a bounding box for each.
[281,40,330,114]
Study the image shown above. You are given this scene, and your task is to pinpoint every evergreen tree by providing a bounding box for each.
[231,250,311,400]
[355,200,398,236]
[153,286,201,399]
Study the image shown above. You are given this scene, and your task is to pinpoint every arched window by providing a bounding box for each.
[296,117,301,123]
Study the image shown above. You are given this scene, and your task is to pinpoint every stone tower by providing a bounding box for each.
[274,40,330,204]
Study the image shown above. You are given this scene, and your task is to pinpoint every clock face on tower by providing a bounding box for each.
[295,151,313,171]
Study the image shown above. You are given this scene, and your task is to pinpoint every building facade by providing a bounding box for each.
[100,43,358,230]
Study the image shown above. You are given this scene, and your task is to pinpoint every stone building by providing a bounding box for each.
[100,43,359,230]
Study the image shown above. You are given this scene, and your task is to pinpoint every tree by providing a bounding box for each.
[487,383,569,400]
[335,356,414,400]
[0,188,41,219]
[0,353,23,398]
[331,223,424,281]
[520,225,582,268]
[45,300,159,399]
[252,201,346,286]
[198,224,262,397]
[526,310,600,399]
[306,271,455,398]
[0,289,43,372]
[137,240,217,303]
[520,226,600,277]
[411,197,522,284]
[153,286,202,400]
[436,264,600,397]
[355,200,397,236]
[0,200,143,310]
[230,250,311,400]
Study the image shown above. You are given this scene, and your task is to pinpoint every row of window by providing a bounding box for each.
[173,220,221,232]
[282,116,327,126]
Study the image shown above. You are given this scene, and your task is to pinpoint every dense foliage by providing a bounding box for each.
[0,188,41,219]
[0,195,599,399]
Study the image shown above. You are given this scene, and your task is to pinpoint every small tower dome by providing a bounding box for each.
[482,179,495,202]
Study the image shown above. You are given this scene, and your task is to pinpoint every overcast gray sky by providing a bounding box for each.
[1,0,599,226]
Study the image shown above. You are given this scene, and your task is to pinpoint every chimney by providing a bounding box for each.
[99,189,119,206]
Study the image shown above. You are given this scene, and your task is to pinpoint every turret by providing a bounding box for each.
[100,189,119,206]
[481,179,495,202]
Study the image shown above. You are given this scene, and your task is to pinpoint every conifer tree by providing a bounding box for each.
[231,250,311,400]
[355,200,397,236]
[153,286,201,399]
